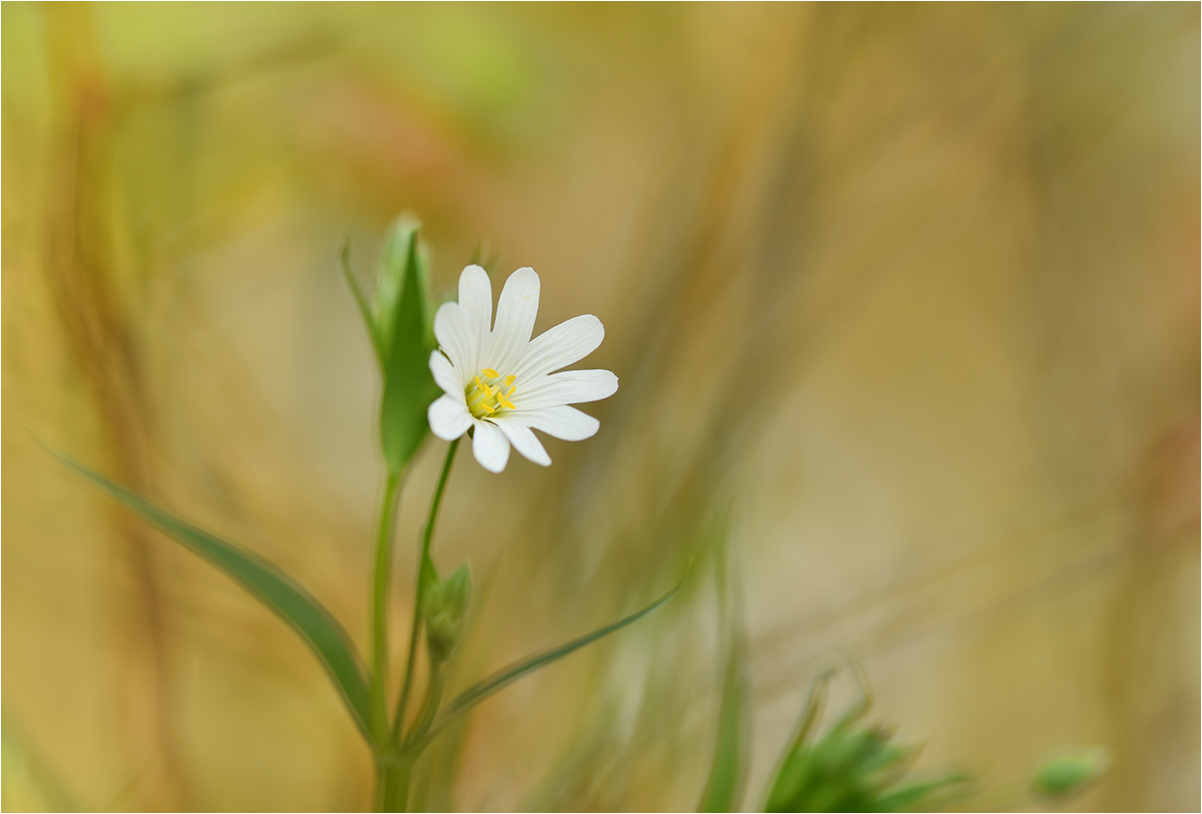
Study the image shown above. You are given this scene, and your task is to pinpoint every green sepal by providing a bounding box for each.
[424,563,471,662]
[377,216,441,474]
[53,451,373,742]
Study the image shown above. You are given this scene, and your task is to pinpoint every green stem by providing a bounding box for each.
[392,437,459,744]
[370,469,403,744]
[375,753,413,813]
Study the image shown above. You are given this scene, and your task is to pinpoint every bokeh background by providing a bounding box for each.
[3,3,1198,811]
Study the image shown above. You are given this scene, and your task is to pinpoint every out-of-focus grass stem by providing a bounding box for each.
[370,469,403,743]
[41,4,185,806]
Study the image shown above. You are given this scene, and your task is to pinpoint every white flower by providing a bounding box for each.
[426,265,618,473]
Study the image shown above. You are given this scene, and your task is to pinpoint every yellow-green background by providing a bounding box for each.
[3,3,1198,811]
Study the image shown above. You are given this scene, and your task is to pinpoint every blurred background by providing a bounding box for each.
[3,3,1198,811]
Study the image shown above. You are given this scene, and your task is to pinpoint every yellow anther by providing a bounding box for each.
[467,368,517,419]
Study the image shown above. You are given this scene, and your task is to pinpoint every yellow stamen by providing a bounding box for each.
[466,368,518,419]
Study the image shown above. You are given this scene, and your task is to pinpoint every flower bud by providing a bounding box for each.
[1032,748,1110,797]
[424,563,471,662]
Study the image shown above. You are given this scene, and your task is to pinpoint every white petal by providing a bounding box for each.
[493,417,552,466]
[429,350,465,396]
[512,405,600,441]
[513,314,605,380]
[471,420,510,473]
[458,264,493,363]
[517,370,619,410]
[433,302,477,374]
[428,395,472,441]
[489,268,540,373]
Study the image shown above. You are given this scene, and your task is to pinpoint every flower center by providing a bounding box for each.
[465,368,517,419]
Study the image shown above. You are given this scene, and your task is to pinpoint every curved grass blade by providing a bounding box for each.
[420,569,688,746]
[57,453,373,741]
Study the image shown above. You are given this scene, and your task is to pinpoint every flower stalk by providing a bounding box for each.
[393,437,460,746]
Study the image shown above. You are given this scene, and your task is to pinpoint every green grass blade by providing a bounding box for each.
[421,569,688,746]
[699,525,749,813]
[58,453,373,741]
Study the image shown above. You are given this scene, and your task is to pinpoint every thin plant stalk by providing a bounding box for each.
[394,437,460,742]
[407,663,445,748]
[370,438,459,812]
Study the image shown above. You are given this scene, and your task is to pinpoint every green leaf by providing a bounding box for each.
[376,216,423,347]
[340,240,384,369]
[378,217,440,473]
[419,568,689,747]
[874,774,968,812]
[56,453,373,742]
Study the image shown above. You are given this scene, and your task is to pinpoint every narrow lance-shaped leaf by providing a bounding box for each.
[418,568,689,747]
[56,452,373,742]
[379,217,440,473]
[875,774,969,812]
[377,215,425,350]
